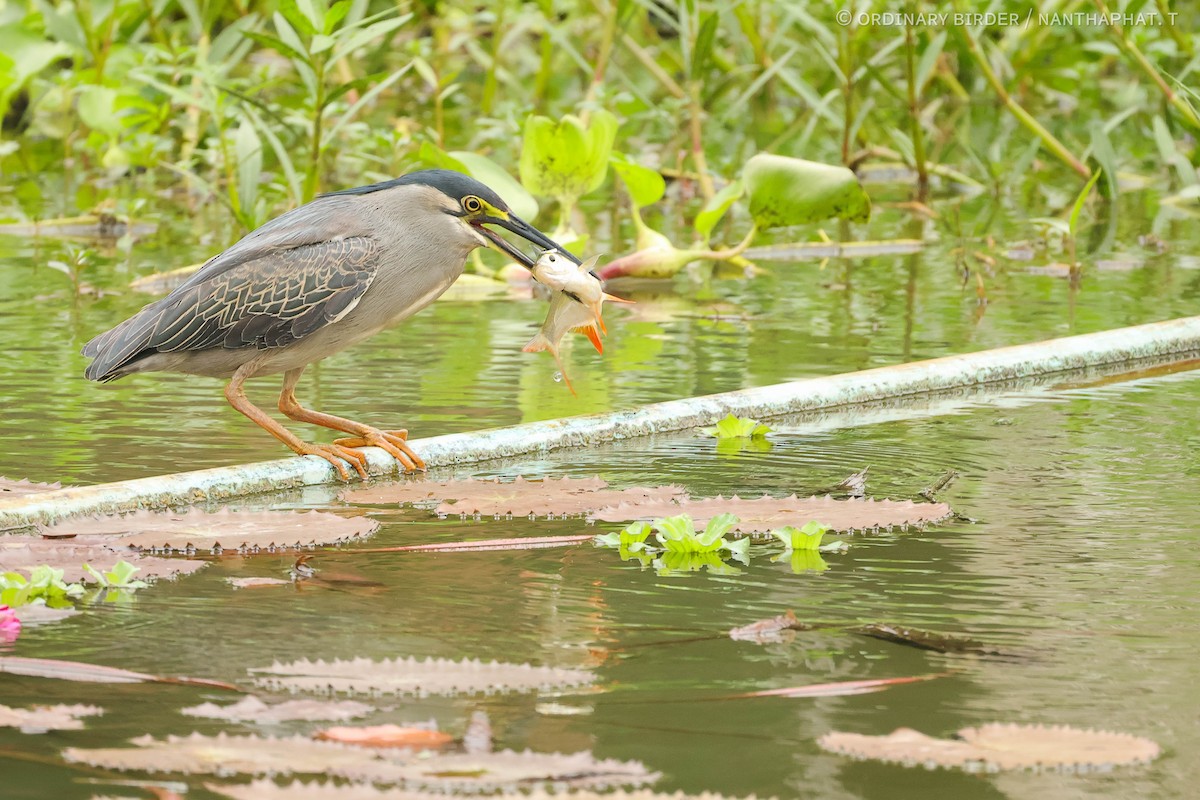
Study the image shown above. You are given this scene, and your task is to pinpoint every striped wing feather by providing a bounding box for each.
[84,237,379,380]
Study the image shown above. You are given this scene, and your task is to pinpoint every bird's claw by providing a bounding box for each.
[333,428,425,473]
[296,442,370,481]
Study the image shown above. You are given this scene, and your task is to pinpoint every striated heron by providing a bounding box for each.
[83,169,578,479]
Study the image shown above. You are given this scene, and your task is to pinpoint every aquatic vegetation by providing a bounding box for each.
[314,724,453,750]
[251,656,593,697]
[771,522,831,552]
[0,703,102,733]
[44,509,378,553]
[702,413,772,439]
[591,495,953,533]
[330,748,659,794]
[0,477,61,497]
[0,540,206,583]
[209,781,758,800]
[82,559,148,590]
[64,732,394,778]
[596,515,749,562]
[182,696,374,725]
[226,577,293,589]
[0,656,238,689]
[0,565,84,608]
[728,610,803,644]
[519,110,618,237]
[817,724,1160,772]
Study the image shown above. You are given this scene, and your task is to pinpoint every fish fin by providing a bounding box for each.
[550,348,576,396]
[574,324,603,354]
[603,292,635,304]
[523,332,551,353]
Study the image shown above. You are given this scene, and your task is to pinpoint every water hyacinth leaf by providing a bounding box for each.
[703,413,771,439]
[329,748,659,792]
[610,153,666,208]
[591,495,952,533]
[42,509,378,553]
[251,656,593,696]
[0,703,102,733]
[182,695,374,724]
[743,154,870,229]
[315,724,453,749]
[817,724,1160,771]
[519,110,618,203]
[772,521,829,551]
[64,733,393,777]
[594,521,653,552]
[694,180,745,240]
[699,513,738,546]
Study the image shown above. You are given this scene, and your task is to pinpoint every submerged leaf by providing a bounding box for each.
[331,748,659,793]
[251,656,593,697]
[0,703,102,733]
[45,509,378,553]
[64,733,393,777]
[182,696,374,724]
[729,610,801,644]
[591,495,951,533]
[817,724,1160,771]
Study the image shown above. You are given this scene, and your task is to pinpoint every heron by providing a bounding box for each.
[83,169,578,480]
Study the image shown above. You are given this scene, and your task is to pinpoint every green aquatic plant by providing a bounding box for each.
[771,521,830,552]
[595,514,750,569]
[703,413,772,440]
[519,109,618,236]
[82,560,149,590]
[0,566,85,608]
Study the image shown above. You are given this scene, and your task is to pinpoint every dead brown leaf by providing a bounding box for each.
[251,656,593,697]
[0,477,61,497]
[590,494,952,533]
[0,539,206,582]
[182,696,373,724]
[818,723,1160,771]
[330,749,659,793]
[315,725,453,750]
[227,577,293,589]
[64,733,397,777]
[0,703,102,733]
[43,509,378,553]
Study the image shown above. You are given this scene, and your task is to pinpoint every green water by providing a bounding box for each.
[1,190,1199,798]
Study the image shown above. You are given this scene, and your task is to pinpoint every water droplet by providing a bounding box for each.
[552,371,563,383]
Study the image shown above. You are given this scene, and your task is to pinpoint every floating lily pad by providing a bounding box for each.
[0,540,206,583]
[330,748,659,793]
[817,724,1160,771]
[0,703,102,733]
[250,656,593,697]
[64,733,395,777]
[207,781,748,800]
[43,509,378,553]
[0,477,62,497]
[182,696,374,724]
[590,495,951,533]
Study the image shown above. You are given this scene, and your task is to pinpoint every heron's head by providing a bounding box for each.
[335,169,580,268]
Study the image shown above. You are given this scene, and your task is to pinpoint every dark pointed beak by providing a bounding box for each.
[476,214,582,268]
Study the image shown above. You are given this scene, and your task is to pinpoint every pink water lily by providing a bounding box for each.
[0,605,20,643]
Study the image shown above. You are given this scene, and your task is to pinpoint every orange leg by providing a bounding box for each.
[224,368,367,481]
[277,368,425,473]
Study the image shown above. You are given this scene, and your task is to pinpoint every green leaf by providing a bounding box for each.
[450,150,540,220]
[76,86,121,136]
[743,154,870,229]
[691,11,719,79]
[519,110,618,205]
[609,153,665,209]
[235,119,263,216]
[771,521,829,552]
[703,412,771,439]
[324,0,351,33]
[694,180,744,240]
[243,29,309,65]
[699,513,738,545]
[82,563,108,587]
[106,561,147,589]
[1067,168,1102,238]
[653,514,697,545]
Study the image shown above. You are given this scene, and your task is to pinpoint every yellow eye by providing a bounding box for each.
[463,195,483,213]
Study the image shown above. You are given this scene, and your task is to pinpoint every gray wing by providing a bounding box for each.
[83,235,379,381]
